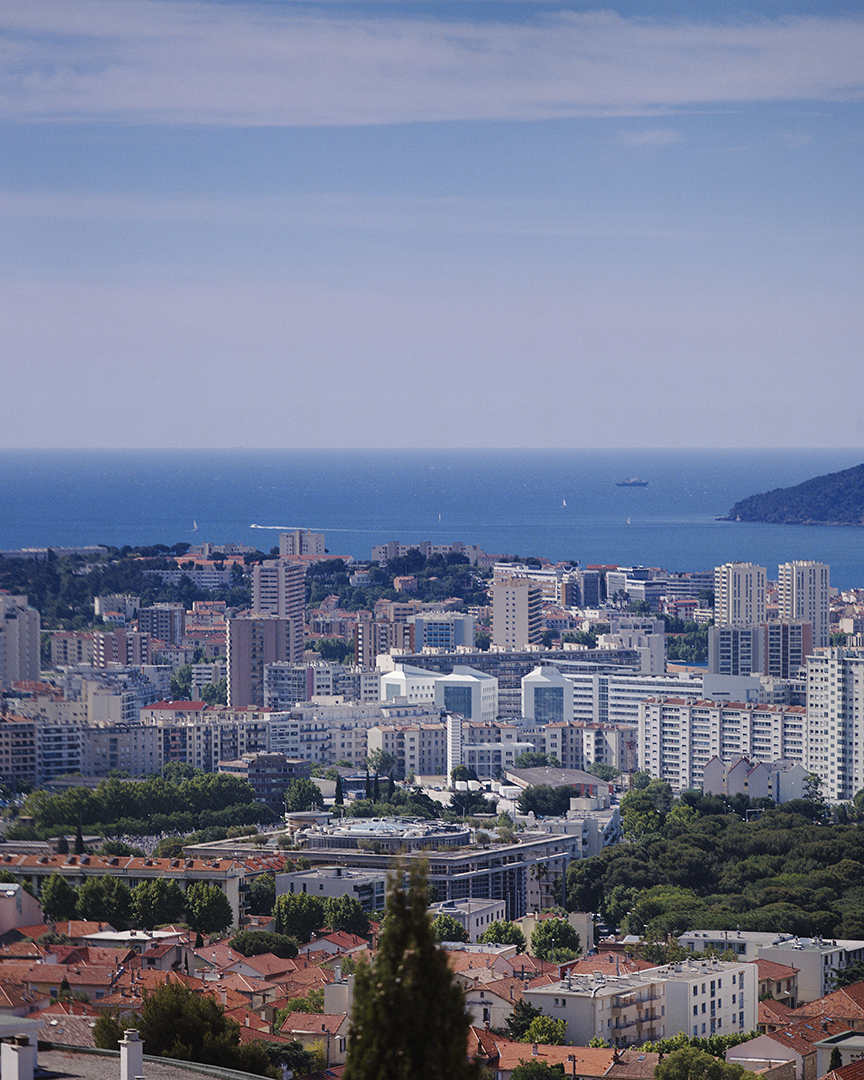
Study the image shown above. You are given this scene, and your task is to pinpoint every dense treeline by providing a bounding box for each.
[305,551,489,611]
[0,549,252,630]
[725,462,864,525]
[11,771,278,839]
[566,792,864,941]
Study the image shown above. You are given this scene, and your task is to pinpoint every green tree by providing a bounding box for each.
[510,1061,566,1080]
[229,931,298,960]
[40,873,78,922]
[185,882,234,936]
[135,980,276,1076]
[654,1046,758,1080]
[130,879,186,930]
[335,774,344,806]
[285,777,324,812]
[76,876,131,929]
[505,999,543,1040]
[829,1048,843,1072]
[431,913,470,943]
[93,1010,127,1051]
[273,892,325,944]
[170,665,193,700]
[530,919,581,963]
[343,863,481,1080]
[587,762,620,783]
[522,1015,567,1045]
[246,873,275,916]
[324,895,370,937]
[200,678,228,706]
[477,921,527,952]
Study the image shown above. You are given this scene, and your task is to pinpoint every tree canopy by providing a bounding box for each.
[343,864,481,1080]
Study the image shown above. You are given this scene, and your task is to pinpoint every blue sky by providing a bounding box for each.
[2,1,863,449]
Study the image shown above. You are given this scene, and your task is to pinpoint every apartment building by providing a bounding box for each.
[81,723,164,777]
[367,722,447,776]
[714,563,767,627]
[0,594,40,689]
[708,621,813,678]
[543,720,633,774]
[0,715,38,788]
[50,631,95,667]
[779,561,830,649]
[218,752,311,810]
[447,714,535,779]
[138,603,185,645]
[228,613,294,707]
[264,660,380,711]
[409,612,475,651]
[638,697,808,791]
[355,617,414,668]
[525,959,757,1046]
[492,577,544,648]
[805,648,864,801]
[268,701,442,768]
[279,530,325,559]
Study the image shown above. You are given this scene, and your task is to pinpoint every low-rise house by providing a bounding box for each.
[797,983,864,1031]
[754,959,800,1008]
[279,1011,350,1066]
[725,1015,848,1080]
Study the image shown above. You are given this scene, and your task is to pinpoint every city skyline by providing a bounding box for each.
[2,1,863,449]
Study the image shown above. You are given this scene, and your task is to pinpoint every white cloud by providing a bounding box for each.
[618,128,683,146]
[0,3,863,126]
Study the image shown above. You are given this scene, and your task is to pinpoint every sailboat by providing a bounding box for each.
[562,498,567,508]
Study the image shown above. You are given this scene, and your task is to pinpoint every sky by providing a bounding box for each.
[2,1,863,449]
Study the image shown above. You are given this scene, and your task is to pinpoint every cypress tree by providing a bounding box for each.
[74,818,85,855]
[373,772,380,803]
[365,770,372,800]
[335,774,344,806]
[343,863,481,1080]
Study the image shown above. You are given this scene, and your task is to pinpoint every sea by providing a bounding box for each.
[1,447,864,589]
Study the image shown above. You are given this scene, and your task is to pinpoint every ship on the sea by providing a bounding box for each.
[615,477,649,487]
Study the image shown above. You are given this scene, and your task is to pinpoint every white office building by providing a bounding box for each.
[434,666,498,722]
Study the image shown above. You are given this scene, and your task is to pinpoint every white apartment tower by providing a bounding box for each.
[492,576,543,649]
[779,561,830,648]
[251,560,305,663]
[714,563,766,627]
[805,648,864,801]
[0,595,40,689]
[279,530,325,559]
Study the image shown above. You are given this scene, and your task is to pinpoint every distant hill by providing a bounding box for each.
[724,462,864,525]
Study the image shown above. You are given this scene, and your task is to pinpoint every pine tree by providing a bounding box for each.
[343,863,481,1080]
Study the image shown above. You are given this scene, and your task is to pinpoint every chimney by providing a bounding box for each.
[1,1035,36,1080]
[120,1030,143,1080]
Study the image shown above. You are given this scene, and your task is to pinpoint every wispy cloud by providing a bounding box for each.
[1,3,863,126]
[618,128,683,146]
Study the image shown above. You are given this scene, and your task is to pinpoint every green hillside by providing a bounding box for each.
[724,462,864,525]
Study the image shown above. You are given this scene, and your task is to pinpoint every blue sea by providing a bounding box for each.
[1,448,864,588]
